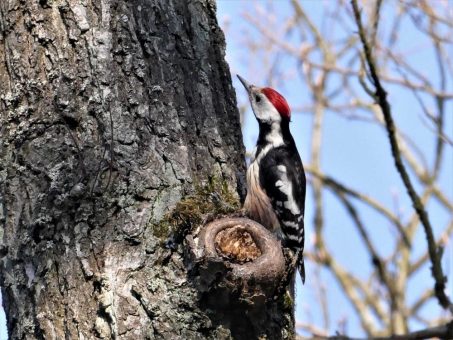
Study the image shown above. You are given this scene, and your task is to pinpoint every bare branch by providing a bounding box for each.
[409,219,453,276]
[236,1,453,336]
[303,60,453,99]
[350,0,452,311]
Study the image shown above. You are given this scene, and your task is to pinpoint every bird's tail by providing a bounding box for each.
[289,253,305,302]
[298,253,305,284]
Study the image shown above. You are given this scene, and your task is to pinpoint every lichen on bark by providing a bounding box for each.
[0,0,294,339]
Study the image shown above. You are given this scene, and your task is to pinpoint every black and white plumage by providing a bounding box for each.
[238,75,306,283]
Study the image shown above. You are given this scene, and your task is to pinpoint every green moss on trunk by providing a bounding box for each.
[152,177,241,241]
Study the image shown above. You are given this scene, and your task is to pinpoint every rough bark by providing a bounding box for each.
[0,0,293,339]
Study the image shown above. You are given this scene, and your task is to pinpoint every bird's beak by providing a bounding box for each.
[237,74,253,94]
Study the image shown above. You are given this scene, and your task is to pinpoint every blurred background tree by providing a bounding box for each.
[218,0,453,338]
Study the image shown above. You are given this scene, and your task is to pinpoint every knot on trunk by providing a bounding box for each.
[187,216,286,295]
[185,216,293,339]
[215,226,262,263]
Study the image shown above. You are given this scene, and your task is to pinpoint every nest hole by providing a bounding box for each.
[215,226,262,264]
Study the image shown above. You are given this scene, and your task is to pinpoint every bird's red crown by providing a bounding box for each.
[261,87,291,119]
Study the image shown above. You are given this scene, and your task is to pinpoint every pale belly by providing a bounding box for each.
[243,161,280,232]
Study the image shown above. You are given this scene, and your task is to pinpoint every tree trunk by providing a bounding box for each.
[0,1,293,339]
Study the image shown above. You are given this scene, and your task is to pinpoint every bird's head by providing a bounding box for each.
[237,75,291,124]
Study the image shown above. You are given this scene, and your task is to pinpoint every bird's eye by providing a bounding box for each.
[255,95,261,103]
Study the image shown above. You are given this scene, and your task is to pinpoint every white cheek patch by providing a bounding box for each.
[252,96,282,123]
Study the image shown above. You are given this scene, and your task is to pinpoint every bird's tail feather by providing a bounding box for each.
[298,254,305,284]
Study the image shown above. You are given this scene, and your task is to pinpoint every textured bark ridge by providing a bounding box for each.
[0,0,293,339]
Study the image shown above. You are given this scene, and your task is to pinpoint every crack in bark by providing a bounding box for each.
[0,0,253,338]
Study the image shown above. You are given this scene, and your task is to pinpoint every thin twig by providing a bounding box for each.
[335,193,397,325]
[306,166,410,246]
[351,0,452,311]
[310,320,453,339]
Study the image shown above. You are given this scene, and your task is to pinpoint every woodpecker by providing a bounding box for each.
[238,75,306,283]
